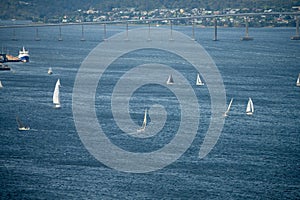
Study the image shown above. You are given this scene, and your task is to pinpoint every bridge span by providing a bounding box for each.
[1,12,300,41]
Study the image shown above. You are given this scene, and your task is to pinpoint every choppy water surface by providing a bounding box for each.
[0,25,299,199]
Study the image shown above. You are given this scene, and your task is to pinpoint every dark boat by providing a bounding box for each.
[0,64,11,71]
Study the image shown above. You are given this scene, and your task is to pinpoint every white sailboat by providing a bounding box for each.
[296,73,300,86]
[48,67,53,75]
[137,109,147,132]
[53,79,61,108]
[0,81,3,88]
[246,98,254,115]
[196,73,204,86]
[224,98,233,117]
[166,75,174,85]
[16,116,30,131]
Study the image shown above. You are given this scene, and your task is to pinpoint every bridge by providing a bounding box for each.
[1,12,300,41]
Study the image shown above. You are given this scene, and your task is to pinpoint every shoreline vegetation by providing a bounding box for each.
[1,0,300,28]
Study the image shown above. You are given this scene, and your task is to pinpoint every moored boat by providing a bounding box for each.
[0,63,11,70]
[6,54,21,62]
[18,46,30,62]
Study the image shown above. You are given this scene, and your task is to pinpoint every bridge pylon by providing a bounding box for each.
[291,16,300,40]
[213,18,218,41]
[241,16,253,41]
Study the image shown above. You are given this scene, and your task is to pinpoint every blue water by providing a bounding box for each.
[0,25,299,199]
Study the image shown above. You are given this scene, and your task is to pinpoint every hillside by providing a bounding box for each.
[1,0,300,20]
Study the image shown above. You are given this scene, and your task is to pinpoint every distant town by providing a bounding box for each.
[38,6,300,27]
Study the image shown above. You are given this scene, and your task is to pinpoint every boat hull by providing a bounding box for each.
[0,66,11,70]
[54,104,61,109]
[291,36,300,40]
[19,56,29,63]
[241,36,254,41]
[18,127,30,131]
[137,128,145,133]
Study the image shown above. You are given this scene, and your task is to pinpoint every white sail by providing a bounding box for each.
[297,73,300,86]
[137,109,147,132]
[196,73,204,86]
[0,81,3,88]
[224,98,233,117]
[48,67,53,75]
[166,75,174,85]
[246,98,254,115]
[53,79,61,108]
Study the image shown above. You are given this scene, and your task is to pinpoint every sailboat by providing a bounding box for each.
[53,79,61,108]
[296,73,300,86]
[166,75,174,85]
[196,73,204,86]
[137,109,147,132]
[48,67,53,75]
[246,98,254,115]
[16,116,30,131]
[0,81,3,88]
[224,98,233,117]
